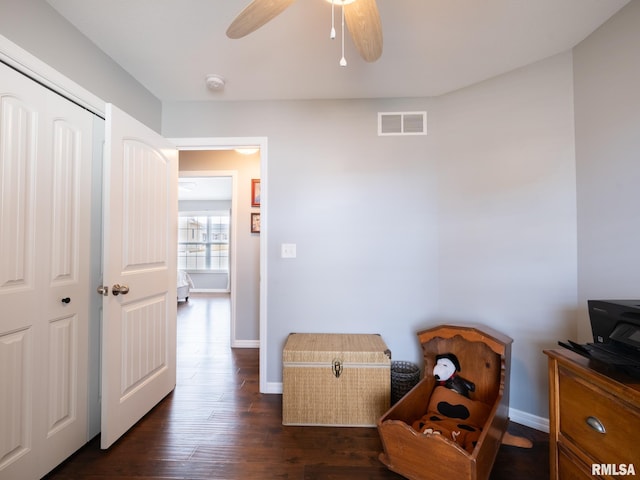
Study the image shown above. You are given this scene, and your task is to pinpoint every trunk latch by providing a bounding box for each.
[332,359,343,378]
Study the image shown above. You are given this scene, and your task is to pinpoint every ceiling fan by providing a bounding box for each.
[226,0,383,64]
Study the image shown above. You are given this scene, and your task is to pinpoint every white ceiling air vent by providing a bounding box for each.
[378,111,427,136]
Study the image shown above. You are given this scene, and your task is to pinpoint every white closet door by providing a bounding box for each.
[100,104,178,449]
[0,64,93,479]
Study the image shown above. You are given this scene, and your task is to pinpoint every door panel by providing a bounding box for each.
[40,88,92,474]
[0,62,92,479]
[101,104,177,449]
[0,69,44,480]
[0,328,33,477]
[0,86,39,297]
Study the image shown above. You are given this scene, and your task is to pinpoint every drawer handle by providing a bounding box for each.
[586,416,606,434]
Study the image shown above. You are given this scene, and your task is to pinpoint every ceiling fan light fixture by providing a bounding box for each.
[235,147,259,155]
[325,0,356,5]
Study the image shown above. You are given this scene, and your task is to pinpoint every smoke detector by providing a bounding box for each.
[205,74,226,91]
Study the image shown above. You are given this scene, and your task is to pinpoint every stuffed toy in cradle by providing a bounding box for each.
[412,353,491,453]
[433,353,475,397]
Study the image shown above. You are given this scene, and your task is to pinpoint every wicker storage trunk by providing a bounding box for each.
[283,333,391,426]
[377,324,512,480]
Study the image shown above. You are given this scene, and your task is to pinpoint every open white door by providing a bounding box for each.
[100,104,178,449]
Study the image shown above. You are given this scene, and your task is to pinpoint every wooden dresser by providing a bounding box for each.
[544,349,640,479]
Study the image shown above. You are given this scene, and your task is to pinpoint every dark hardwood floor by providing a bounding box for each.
[45,293,549,479]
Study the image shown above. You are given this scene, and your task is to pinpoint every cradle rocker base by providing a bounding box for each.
[501,431,533,448]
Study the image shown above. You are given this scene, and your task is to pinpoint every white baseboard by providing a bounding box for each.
[260,382,550,433]
[190,288,229,294]
[262,381,283,394]
[509,407,549,433]
[231,339,260,348]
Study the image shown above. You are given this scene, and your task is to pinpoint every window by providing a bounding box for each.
[178,213,229,271]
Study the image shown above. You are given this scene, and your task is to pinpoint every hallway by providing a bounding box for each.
[45,293,548,479]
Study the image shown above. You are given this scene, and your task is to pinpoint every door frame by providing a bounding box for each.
[0,35,105,118]
[170,137,269,392]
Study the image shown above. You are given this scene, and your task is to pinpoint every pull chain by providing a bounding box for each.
[340,4,347,66]
[330,0,336,39]
[330,0,347,67]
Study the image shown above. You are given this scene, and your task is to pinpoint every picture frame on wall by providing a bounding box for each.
[251,212,260,234]
[251,179,261,207]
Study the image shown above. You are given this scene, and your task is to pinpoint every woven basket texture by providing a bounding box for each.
[282,333,391,426]
[390,360,420,405]
[282,333,390,364]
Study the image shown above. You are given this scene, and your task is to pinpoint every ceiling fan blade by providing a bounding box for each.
[344,0,383,62]
[227,0,297,39]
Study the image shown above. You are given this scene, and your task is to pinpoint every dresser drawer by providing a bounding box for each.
[558,367,640,465]
[558,446,597,480]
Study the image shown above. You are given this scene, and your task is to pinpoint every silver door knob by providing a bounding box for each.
[112,284,130,296]
[97,285,109,296]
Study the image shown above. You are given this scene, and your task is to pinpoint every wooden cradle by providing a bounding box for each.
[377,324,512,480]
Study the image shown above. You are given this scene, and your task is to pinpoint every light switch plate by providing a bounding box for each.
[281,243,296,258]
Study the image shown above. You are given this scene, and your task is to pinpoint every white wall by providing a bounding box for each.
[574,0,640,341]
[163,98,441,385]
[0,0,161,131]
[164,53,579,423]
[432,52,577,420]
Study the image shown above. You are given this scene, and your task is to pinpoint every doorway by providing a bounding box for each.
[178,171,237,344]
[174,140,266,362]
